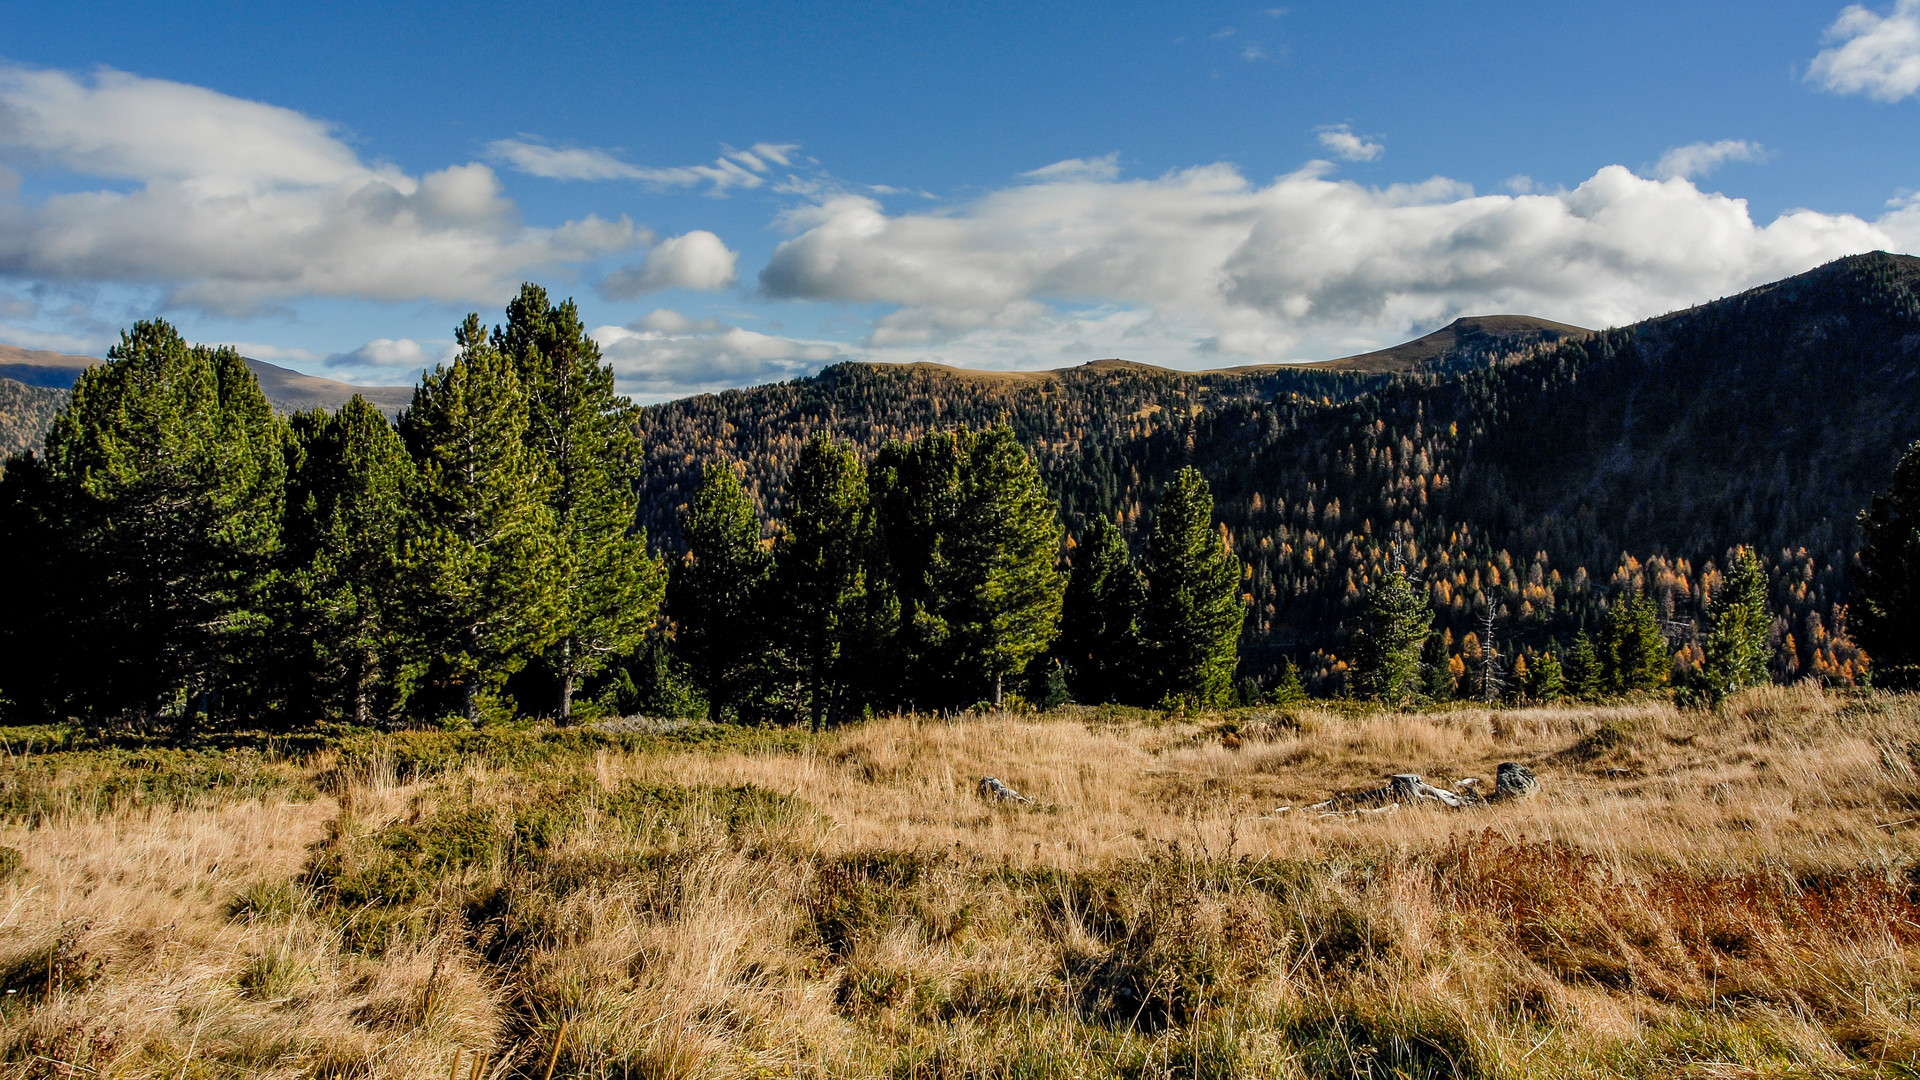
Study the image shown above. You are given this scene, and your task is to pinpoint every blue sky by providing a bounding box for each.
[0,0,1917,399]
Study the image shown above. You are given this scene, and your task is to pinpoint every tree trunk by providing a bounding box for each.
[557,637,574,724]
[463,678,479,726]
[353,647,374,728]
[992,671,1003,708]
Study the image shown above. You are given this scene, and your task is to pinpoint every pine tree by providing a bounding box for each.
[1602,591,1670,694]
[668,463,771,721]
[39,321,286,731]
[1056,515,1148,704]
[1697,547,1772,701]
[1141,467,1245,708]
[1856,440,1920,686]
[931,427,1066,706]
[400,315,561,725]
[1564,632,1603,699]
[867,432,965,706]
[281,397,417,725]
[1525,650,1565,702]
[770,433,870,728]
[496,285,664,720]
[1351,567,1432,705]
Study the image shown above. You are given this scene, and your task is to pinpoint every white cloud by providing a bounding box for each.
[1809,0,1920,101]
[632,308,724,334]
[1653,140,1768,180]
[592,319,848,400]
[760,160,1908,365]
[326,337,441,370]
[486,136,787,193]
[1314,124,1384,163]
[600,231,740,298]
[1021,154,1122,182]
[0,66,644,312]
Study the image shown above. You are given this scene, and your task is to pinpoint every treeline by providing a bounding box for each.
[0,292,1249,732]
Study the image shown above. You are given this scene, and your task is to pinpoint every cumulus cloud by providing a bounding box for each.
[1809,0,1920,101]
[325,337,441,370]
[599,231,739,298]
[760,159,1910,364]
[1653,140,1769,180]
[1315,125,1384,162]
[486,137,794,193]
[0,66,644,312]
[592,317,848,400]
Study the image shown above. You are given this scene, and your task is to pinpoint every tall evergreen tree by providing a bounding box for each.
[39,321,286,731]
[1141,467,1246,708]
[1602,591,1670,694]
[931,427,1066,706]
[867,432,966,706]
[495,285,664,720]
[1564,632,1603,699]
[770,433,870,728]
[1697,547,1772,702]
[1350,567,1432,705]
[668,463,771,721]
[281,397,417,726]
[0,452,77,722]
[400,315,561,725]
[1056,515,1148,704]
[1856,440,1920,687]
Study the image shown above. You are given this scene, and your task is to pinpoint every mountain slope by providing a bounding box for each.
[0,345,413,452]
[1300,314,1592,373]
[635,252,1919,687]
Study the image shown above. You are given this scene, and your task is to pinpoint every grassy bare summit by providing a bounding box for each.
[3,686,1918,1078]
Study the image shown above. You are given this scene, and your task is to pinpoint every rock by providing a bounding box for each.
[1311,772,1475,811]
[978,776,1032,804]
[1492,762,1538,800]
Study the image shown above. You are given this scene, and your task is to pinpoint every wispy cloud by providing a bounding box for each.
[1653,140,1769,180]
[1314,124,1384,162]
[1021,153,1122,182]
[486,137,794,193]
[1809,0,1920,101]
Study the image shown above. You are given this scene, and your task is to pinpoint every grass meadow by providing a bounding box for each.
[2,684,1918,1078]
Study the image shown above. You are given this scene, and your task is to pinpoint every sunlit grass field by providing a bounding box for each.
[3,685,1918,1078]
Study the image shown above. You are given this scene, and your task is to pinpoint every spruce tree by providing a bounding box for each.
[281,397,416,725]
[1564,632,1603,699]
[770,433,870,728]
[1141,467,1245,708]
[1056,515,1148,704]
[1602,591,1670,694]
[496,285,664,720]
[867,432,965,706]
[1350,567,1432,705]
[931,427,1066,706]
[1525,650,1565,702]
[1856,440,1920,686]
[1697,547,1772,701]
[400,315,561,725]
[668,463,771,721]
[40,321,286,731]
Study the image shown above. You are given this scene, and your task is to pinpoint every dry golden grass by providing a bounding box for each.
[3,685,1917,1078]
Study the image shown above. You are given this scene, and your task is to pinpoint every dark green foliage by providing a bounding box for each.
[1350,568,1432,705]
[399,315,561,724]
[1526,649,1565,702]
[932,427,1066,706]
[1565,633,1602,699]
[496,286,664,720]
[1602,592,1671,694]
[280,397,416,726]
[1696,547,1773,702]
[1856,440,1920,687]
[667,464,769,720]
[1057,515,1149,705]
[1141,468,1245,707]
[769,433,872,727]
[865,431,966,708]
[28,322,287,732]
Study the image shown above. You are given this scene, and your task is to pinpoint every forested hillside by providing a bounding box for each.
[0,377,63,457]
[637,252,1920,689]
